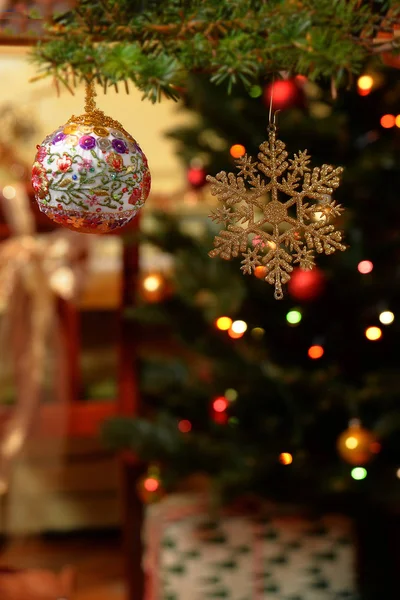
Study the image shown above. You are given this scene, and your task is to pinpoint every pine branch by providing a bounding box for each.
[29,0,400,102]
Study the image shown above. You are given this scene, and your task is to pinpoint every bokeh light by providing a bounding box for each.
[254,266,268,279]
[357,75,373,91]
[230,144,246,158]
[215,316,232,331]
[143,274,163,292]
[286,310,302,325]
[225,388,238,401]
[213,397,229,413]
[396,115,400,128]
[345,436,359,450]
[279,452,293,465]
[308,345,324,359]
[251,327,265,339]
[379,310,394,325]
[396,468,400,479]
[249,85,263,98]
[2,185,16,200]
[144,477,160,492]
[365,326,382,341]
[351,467,367,481]
[231,320,247,334]
[178,420,192,433]
[357,260,373,274]
[380,114,395,128]
[228,329,245,339]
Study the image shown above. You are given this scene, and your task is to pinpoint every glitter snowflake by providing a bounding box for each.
[207,127,346,299]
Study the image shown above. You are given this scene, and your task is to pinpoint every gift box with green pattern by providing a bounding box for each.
[144,495,358,600]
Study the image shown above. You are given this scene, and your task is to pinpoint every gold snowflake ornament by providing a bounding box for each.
[207,125,346,299]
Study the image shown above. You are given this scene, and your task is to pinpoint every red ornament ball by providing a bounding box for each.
[264,79,304,111]
[337,422,380,466]
[188,166,206,188]
[288,267,325,301]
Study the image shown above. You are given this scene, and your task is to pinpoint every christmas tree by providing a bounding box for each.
[104,66,400,506]
[101,66,400,597]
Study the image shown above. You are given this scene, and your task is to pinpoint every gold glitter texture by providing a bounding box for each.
[207,125,346,299]
[67,81,134,141]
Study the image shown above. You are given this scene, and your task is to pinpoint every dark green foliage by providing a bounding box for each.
[102,60,400,511]
[31,0,400,101]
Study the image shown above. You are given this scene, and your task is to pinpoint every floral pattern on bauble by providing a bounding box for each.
[32,121,151,233]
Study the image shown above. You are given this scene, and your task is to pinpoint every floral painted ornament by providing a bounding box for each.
[32,82,151,234]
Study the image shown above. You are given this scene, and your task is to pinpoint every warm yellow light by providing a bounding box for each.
[345,436,359,450]
[357,75,373,91]
[379,311,394,325]
[365,326,382,341]
[231,320,247,334]
[216,316,232,331]
[230,144,246,158]
[2,185,16,200]
[279,452,293,465]
[395,115,400,128]
[396,468,400,480]
[143,274,162,292]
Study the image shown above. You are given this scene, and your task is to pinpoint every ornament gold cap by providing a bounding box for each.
[67,80,133,140]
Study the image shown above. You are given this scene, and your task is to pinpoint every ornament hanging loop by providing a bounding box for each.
[84,79,97,115]
[267,76,280,133]
[268,109,281,133]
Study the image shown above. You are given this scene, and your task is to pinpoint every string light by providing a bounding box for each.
[231,320,247,334]
[365,326,382,341]
[286,310,302,325]
[251,327,265,339]
[254,266,268,279]
[178,420,192,433]
[143,274,163,292]
[357,75,373,92]
[357,260,373,274]
[345,436,359,450]
[279,452,293,465]
[249,85,263,98]
[215,316,232,331]
[379,310,394,325]
[144,477,160,492]
[213,396,229,413]
[228,329,245,339]
[380,114,395,129]
[308,345,324,359]
[351,467,367,481]
[230,144,246,158]
[225,389,238,401]
[396,115,400,128]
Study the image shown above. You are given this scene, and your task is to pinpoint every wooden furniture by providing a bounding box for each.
[0,182,144,598]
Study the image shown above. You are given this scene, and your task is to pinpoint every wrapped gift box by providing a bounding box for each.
[144,494,358,600]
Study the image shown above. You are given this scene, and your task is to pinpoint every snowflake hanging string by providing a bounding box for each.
[207,124,346,299]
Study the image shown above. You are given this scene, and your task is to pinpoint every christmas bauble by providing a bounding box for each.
[337,421,380,466]
[287,267,325,301]
[264,79,304,111]
[32,85,151,234]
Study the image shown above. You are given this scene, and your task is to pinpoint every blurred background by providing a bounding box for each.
[0,2,399,600]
